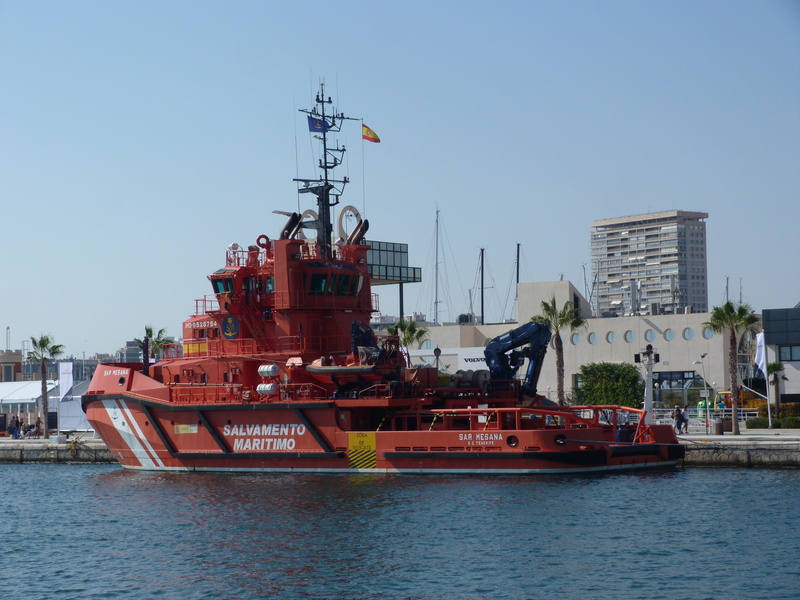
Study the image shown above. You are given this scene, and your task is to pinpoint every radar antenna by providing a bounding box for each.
[295,83,360,259]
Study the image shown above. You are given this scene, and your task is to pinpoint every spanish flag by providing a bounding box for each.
[362,124,380,143]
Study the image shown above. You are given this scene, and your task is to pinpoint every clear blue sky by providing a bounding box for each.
[2,0,798,358]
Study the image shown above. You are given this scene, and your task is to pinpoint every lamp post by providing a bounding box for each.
[693,354,709,434]
[635,344,659,424]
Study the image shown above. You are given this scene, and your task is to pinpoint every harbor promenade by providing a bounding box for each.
[2,428,800,467]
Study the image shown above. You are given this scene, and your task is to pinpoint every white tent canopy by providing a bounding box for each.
[0,380,58,408]
[1,378,93,432]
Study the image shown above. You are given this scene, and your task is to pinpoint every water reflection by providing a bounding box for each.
[4,465,799,599]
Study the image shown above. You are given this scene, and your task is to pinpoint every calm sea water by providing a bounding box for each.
[1,464,797,600]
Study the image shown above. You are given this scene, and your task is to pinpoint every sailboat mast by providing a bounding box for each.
[434,208,440,325]
[480,247,485,325]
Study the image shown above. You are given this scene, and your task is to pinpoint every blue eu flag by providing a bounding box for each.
[307,116,330,133]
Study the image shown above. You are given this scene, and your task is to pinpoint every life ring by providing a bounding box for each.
[256,235,270,249]
[506,435,519,448]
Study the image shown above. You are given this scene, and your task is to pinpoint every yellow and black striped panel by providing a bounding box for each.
[348,432,377,469]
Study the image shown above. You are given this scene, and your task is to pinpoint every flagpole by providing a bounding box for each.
[361,119,366,216]
[756,332,772,428]
[766,346,773,429]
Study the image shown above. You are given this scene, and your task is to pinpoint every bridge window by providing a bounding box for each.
[212,278,234,294]
[337,275,354,296]
[309,273,329,295]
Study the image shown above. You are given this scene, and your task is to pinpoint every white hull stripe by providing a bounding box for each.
[101,399,165,468]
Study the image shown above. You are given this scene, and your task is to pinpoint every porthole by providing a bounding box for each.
[664,328,675,341]
[606,331,617,344]
[644,330,656,342]
[588,332,598,345]
[571,333,581,345]
[703,327,714,340]
[683,328,694,341]
[624,330,635,343]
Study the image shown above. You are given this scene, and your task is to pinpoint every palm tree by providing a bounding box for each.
[767,361,787,418]
[531,296,586,404]
[28,334,65,437]
[703,301,759,434]
[134,325,169,360]
[386,319,429,366]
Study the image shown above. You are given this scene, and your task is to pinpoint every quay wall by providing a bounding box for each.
[0,440,116,464]
[2,438,800,468]
[683,442,800,468]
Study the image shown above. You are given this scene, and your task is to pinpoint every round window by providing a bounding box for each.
[571,333,581,345]
[624,330,635,343]
[606,331,617,344]
[683,328,694,341]
[645,329,656,342]
[703,327,714,340]
[664,328,675,341]
[588,332,598,345]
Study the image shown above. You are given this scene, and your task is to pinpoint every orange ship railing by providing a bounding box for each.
[169,383,252,405]
[281,382,328,402]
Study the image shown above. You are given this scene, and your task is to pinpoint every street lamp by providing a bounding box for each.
[693,353,710,434]
[635,344,659,424]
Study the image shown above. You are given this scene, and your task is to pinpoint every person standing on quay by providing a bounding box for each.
[672,406,683,434]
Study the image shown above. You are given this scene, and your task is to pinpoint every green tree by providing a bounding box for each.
[703,302,759,434]
[386,319,429,350]
[28,334,65,436]
[767,361,788,417]
[574,362,644,408]
[134,325,169,360]
[531,296,587,404]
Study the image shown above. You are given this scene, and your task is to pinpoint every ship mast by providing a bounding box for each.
[296,83,357,259]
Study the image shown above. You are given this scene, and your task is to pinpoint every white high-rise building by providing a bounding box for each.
[591,210,708,316]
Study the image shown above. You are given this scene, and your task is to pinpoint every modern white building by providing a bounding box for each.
[409,280,766,408]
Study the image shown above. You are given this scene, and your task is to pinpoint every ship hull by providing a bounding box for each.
[83,394,684,474]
